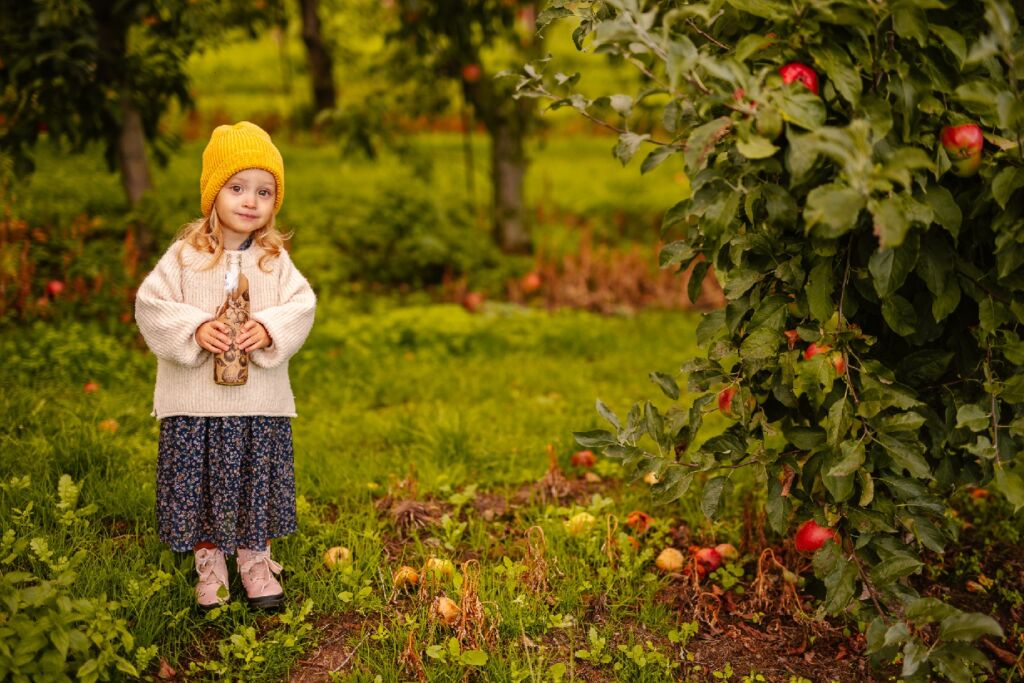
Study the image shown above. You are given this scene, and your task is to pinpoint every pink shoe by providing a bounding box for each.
[194,547,230,610]
[237,546,285,609]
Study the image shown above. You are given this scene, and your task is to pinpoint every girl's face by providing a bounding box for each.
[214,168,277,244]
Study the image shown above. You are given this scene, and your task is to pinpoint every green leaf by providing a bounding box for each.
[596,400,622,431]
[938,612,1004,642]
[809,44,861,105]
[684,117,731,174]
[723,268,763,298]
[777,90,827,130]
[922,185,962,237]
[736,135,779,159]
[701,476,732,519]
[813,542,857,614]
[991,167,1024,209]
[869,237,918,298]
[806,260,834,323]
[783,425,826,450]
[649,372,680,401]
[930,25,966,67]
[869,196,911,248]
[805,184,865,237]
[460,649,489,666]
[893,2,928,46]
[881,295,917,337]
[740,326,781,361]
[870,552,923,583]
[614,132,651,166]
[659,241,695,268]
[687,260,710,305]
[641,145,678,175]
[828,440,866,477]
[574,430,617,448]
[993,466,1024,512]
[876,432,931,478]
[955,404,989,432]
[905,597,959,624]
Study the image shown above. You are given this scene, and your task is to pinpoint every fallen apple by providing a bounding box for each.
[625,510,653,534]
[323,546,352,569]
[461,291,485,313]
[393,565,420,589]
[655,547,685,572]
[714,543,739,561]
[461,63,482,83]
[521,271,542,294]
[46,280,65,297]
[794,519,836,552]
[941,123,983,177]
[779,62,819,95]
[565,512,596,536]
[83,381,100,393]
[431,596,461,626]
[571,450,597,468]
[98,418,119,433]
[694,547,722,572]
[423,556,456,579]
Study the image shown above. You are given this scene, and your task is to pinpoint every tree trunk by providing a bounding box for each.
[490,115,531,253]
[118,98,152,206]
[298,0,336,115]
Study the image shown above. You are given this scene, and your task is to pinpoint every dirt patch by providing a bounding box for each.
[288,613,371,683]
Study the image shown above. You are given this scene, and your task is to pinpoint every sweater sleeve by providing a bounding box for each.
[134,244,214,368]
[250,250,316,369]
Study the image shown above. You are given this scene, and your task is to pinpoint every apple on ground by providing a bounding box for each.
[625,510,653,534]
[461,63,482,83]
[794,520,836,552]
[694,547,722,572]
[779,62,819,95]
[655,547,685,572]
[941,123,983,177]
[46,280,65,297]
[461,291,485,313]
[393,565,420,589]
[520,271,542,294]
[571,450,597,467]
[423,556,456,579]
[431,596,461,626]
[714,543,739,561]
[83,381,100,393]
[565,512,596,536]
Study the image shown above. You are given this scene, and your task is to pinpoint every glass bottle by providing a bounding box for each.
[214,252,250,385]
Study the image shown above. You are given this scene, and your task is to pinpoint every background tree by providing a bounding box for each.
[297,0,337,116]
[523,0,1024,679]
[0,0,282,257]
[392,0,545,253]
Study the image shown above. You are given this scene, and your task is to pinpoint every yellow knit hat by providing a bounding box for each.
[200,121,285,217]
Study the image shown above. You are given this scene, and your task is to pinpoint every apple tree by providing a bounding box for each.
[518,0,1024,679]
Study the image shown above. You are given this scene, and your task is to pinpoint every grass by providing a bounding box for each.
[1,299,745,681]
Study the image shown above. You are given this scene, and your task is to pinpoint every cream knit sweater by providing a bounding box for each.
[135,240,316,418]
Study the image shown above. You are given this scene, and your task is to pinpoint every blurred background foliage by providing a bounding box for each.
[0,0,709,330]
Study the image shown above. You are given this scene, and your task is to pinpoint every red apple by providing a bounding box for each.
[461,63,482,83]
[461,291,484,313]
[570,450,597,467]
[803,342,831,361]
[46,280,65,297]
[83,381,100,394]
[831,352,847,375]
[717,387,737,415]
[694,546,722,572]
[794,519,836,552]
[625,510,653,534]
[521,271,542,294]
[779,62,819,95]
[941,124,983,177]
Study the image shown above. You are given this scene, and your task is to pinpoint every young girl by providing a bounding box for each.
[135,121,316,610]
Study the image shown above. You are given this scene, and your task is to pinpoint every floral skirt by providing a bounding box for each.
[156,416,298,555]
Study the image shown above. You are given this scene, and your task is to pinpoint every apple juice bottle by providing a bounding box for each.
[213,252,250,385]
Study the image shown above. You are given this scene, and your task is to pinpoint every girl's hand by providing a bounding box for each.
[196,321,231,353]
[236,320,271,352]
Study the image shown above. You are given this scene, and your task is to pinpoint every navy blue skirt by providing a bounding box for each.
[156,416,298,555]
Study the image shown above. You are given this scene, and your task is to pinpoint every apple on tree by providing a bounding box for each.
[794,519,836,552]
[940,123,983,177]
[779,62,819,95]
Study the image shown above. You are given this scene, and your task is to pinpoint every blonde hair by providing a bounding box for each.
[175,210,292,272]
